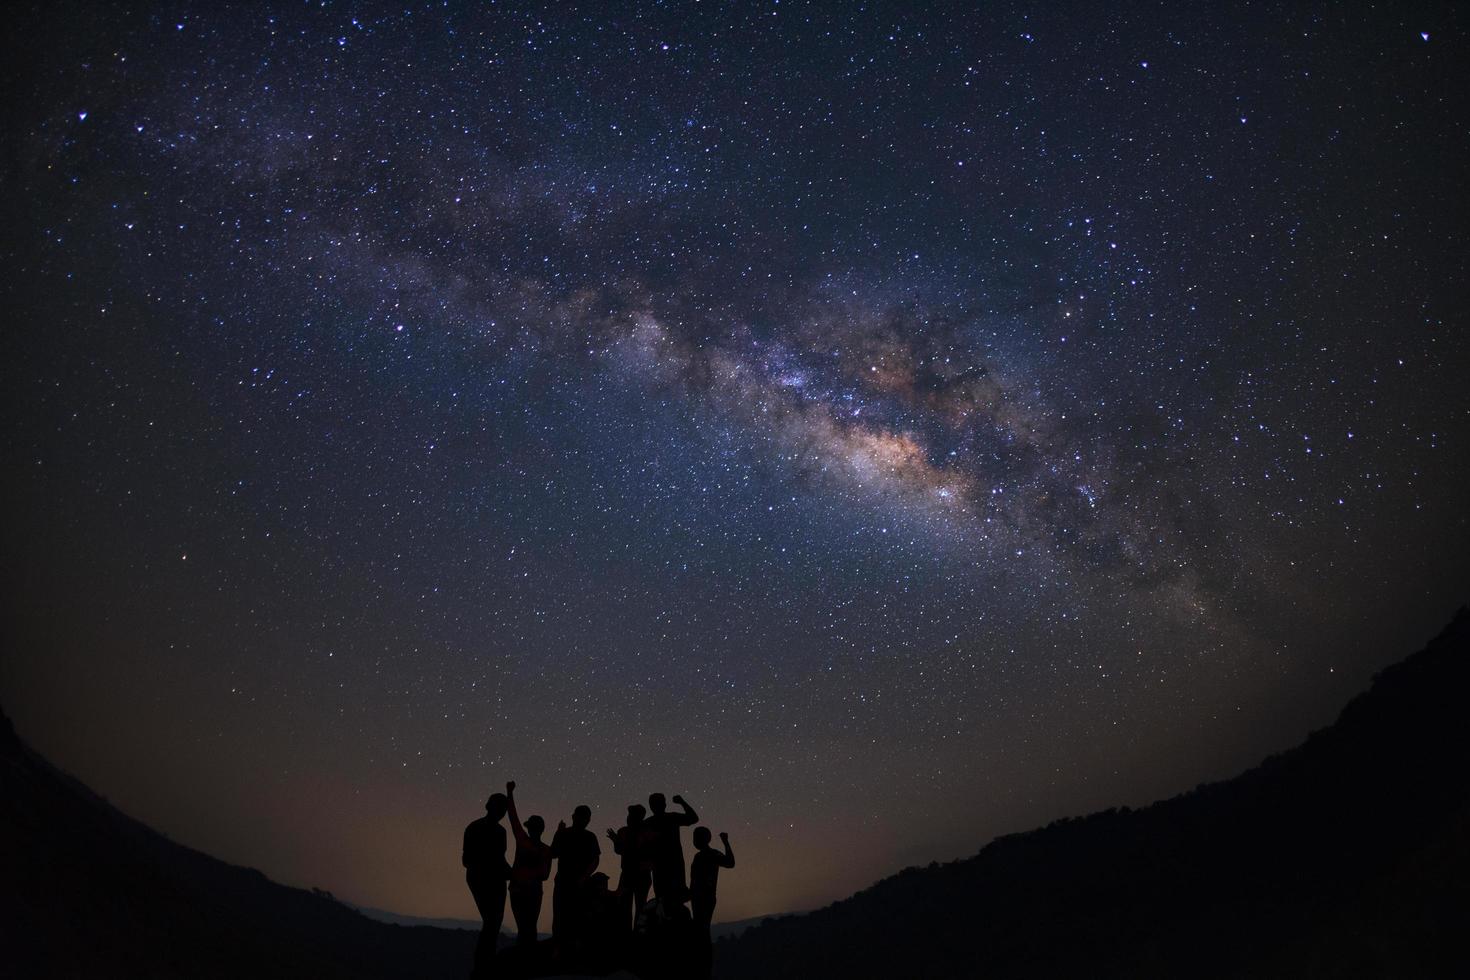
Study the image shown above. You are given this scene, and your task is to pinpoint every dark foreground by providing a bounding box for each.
[0,704,476,979]
[714,611,1470,979]
[5,611,1470,978]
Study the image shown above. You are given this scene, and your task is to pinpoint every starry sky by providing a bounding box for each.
[3,1,1468,927]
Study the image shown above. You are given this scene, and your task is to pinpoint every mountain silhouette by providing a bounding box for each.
[5,611,1469,978]
[0,707,478,979]
[714,610,1470,979]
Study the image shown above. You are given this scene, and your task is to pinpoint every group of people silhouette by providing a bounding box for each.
[463,782,735,979]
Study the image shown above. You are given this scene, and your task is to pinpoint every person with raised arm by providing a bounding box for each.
[504,781,553,947]
[645,792,698,902]
[689,828,735,936]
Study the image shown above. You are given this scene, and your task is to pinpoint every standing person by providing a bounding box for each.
[689,829,735,936]
[504,781,552,947]
[607,804,652,927]
[463,789,512,978]
[549,805,600,944]
[580,872,631,970]
[645,792,698,902]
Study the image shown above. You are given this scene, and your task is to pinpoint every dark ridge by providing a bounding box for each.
[714,609,1470,979]
[4,610,1467,978]
[0,704,476,979]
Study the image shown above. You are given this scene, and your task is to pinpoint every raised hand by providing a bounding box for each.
[671,794,685,806]
[719,832,729,843]
[506,781,516,794]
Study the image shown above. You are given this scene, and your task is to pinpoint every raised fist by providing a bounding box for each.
[506,781,516,793]
[719,832,729,842]
[672,794,685,805]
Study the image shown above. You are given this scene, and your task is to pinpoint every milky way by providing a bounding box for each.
[4,1,1468,923]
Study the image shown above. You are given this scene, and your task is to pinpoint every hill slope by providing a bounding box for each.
[715,611,1470,979]
[0,709,476,979]
[4,612,1468,978]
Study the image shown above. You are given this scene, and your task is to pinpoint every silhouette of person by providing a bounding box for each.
[608,803,653,928]
[645,792,698,902]
[504,781,552,947]
[637,891,696,980]
[581,871,631,969]
[463,790,512,978]
[689,828,735,936]
[549,804,600,944]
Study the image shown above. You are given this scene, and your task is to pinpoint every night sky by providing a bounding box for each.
[3,1,1468,927]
